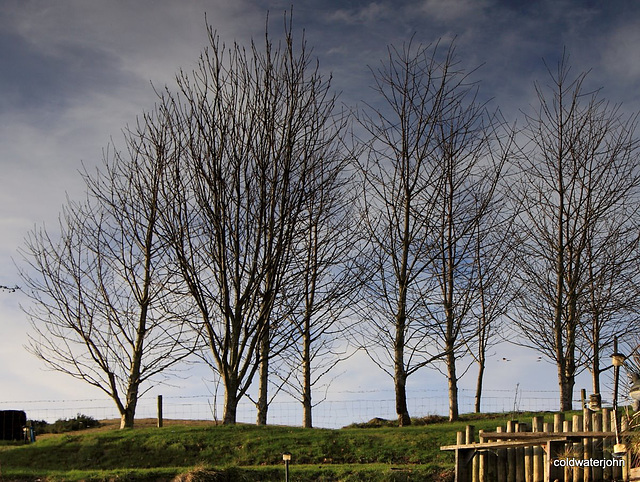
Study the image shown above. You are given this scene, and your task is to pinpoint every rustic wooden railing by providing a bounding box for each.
[440,408,637,482]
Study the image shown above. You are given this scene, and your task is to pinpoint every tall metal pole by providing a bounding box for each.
[612,337,621,446]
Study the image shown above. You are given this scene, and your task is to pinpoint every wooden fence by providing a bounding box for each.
[441,408,638,482]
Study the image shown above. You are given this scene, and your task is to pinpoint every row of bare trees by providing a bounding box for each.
[18,16,640,428]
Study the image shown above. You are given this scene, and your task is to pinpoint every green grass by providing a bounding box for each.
[0,411,564,481]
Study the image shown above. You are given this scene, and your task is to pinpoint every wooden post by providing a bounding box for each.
[487,443,498,482]
[560,416,577,481]
[467,426,477,482]
[622,416,629,482]
[546,440,564,482]
[532,416,544,482]
[583,407,592,482]
[157,395,163,428]
[466,425,475,442]
[519,423,531,482]
[572,414,583,482]
[455,431,472,482]
[611,409,623,481]
[515,423,526,482]
[158,395,162,428]
[497,426,507,482]
[479,429,486,482]
[592,412,603,481]
[553,413,564,433]
[546,417,560,482]
[603,407,612,481]
[507,421,517,482]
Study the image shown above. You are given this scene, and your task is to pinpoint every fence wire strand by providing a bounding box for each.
[0,388,605,429]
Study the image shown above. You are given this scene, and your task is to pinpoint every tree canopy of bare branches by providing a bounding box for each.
[355,38,509,424]
[510,53,640,410]
[158,15,346,425]
[19,106,194,428]
[274,143,360,428]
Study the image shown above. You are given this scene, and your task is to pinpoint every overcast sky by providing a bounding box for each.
[2,0,640,426]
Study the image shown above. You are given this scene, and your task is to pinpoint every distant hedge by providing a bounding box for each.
[30,413,101,435]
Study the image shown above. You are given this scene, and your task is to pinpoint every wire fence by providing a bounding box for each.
[0,387,598,429]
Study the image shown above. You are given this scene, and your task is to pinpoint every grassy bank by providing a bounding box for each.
[0,412,559,481]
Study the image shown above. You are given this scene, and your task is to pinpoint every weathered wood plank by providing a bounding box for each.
[479,431,616,440]
[441,438,573,451]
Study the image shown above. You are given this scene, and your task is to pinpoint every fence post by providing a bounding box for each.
[583,407,592,482]
[486,431,498,482]
[532,416,544,482]
[516,423,527,482]
[553,412,564,433]
[563,416,573,482]
[455,430,471,482]
[592,411,603,481]
[603,407,613,481]
[572,414,582,482]
[157,395,163,428]
[611,409,623,481]
[478,429,486,482]
[497,426,507,481]
[466,425,479,482]
[622,415,629,482]
[507,421,517,482]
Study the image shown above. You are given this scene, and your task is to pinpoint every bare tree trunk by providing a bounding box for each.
[559,374,575,412]
[256,326,270,425]
[120,403,136,429]
[447,345,459,421]
[395,282,411,426]
[302,320,312,428]
[223,376,239,425]
[474,279,488,415]
[394,368,411,426]
[558,315,576,411]
[119,374,141,429]
[474,357,485,413]
[592,345,601,395]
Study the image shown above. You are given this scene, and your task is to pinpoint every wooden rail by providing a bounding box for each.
[440,408,635,482]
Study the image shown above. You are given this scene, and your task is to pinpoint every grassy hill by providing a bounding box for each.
[0,412,559,481]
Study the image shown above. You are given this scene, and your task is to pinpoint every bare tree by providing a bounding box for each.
[159,15,344,425]
[510,52,640,410]
[355,38,503,425]
[19,106,194,428]
[421,96,510,421]
[468,194,517,413]
[274,142,360,428]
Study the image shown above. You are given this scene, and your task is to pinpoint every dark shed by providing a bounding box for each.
[0,410,27,440]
